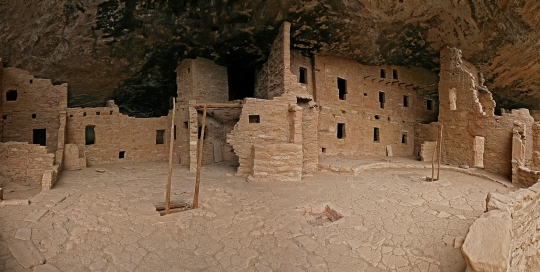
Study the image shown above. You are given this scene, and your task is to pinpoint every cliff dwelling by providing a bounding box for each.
[2,1,540,271]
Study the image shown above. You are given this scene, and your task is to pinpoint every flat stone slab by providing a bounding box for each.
[23,209,49,223]
[30,193,46,204]
[15,227,32,240]
[0,199,29,206]
[33,263,62,272]
[9,241,45,268]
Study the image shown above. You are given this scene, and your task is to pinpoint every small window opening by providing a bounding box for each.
[174,125,177,140]
[402,132,407,144]
[119,151,126,159]
[187,68,190,74]
[249,115,260,123]
[427,99,433,110]
[337,123,345,139]
[33,129,46,146]
[85,126,95,145]
[96,112,100,116]
[299,67,307,84]
[2,115,7,120]
[388,117,391,121]
[6,90,17,101]
[380,69,386,78]
[31,114,37,119]
[379,91,385,109]
[393,69,398,80]
[183,121,188,129]
[110,111,113,115]
[83,112,87,117]
[29,80,33,84]
[403,95,409,107]
[338,78,347,100]
[197,126,207,139]
[364,93,368,96]
[374,127,380,142]
[321,148,326,153]
[374,115,380,120]
[69,114,74,118]
[156,130,165,144]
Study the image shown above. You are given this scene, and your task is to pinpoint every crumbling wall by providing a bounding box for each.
[314,54,438,156]
[290,50,313,96]
[0,142,55,185]
[437,47,534,177]
[65,106,169,166]
[227,95,297,177]
[250,144,303,182]
[462,182,540,272]
[1,68,67,153]
[414,123,440,157]
[176,57,228,103]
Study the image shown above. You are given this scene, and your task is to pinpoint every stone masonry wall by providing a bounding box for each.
[290,50,314,96]
[462,182,540,272]
[65,106,169,166]
[437,47,534,177]
[0,142,55,185]
[1,68,68,153]
[0,63,3,141]
[314,54,438,156]
[250,143,303,182]
[414,122,441,157]
[176,57,228,103]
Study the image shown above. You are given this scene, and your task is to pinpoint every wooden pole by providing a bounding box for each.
[437,124,443,180]
[165,98,176,215]
[431,140,437,182]
[193,105,207,209]
[193,103,243,109]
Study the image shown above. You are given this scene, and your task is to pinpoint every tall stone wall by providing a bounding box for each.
[0,63,3,141]
[314,54,438,156]
[290,50,314,96]
[176,57,229,103]
[462,182,540,272]
[438,47,534,177]
[65,106,169,166]
[0,142,55,185]
[414,122,441,157]
[1,68,67,153]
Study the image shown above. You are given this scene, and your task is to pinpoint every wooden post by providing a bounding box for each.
[193,105,207,209]
[437,124,443,180]
[165,98,176,215]
[431,140,437,182]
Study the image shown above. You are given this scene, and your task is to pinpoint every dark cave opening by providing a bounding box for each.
[227,67,255,101]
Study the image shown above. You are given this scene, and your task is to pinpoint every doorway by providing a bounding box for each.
[33,129,46,146]
[473,136,484,168]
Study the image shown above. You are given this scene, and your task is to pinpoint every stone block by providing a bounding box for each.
[9,241,45,268]
[23,209,49,223]
[15,227,32,240]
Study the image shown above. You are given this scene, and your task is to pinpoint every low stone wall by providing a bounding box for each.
[462,182,540,272]
[248,143,303,182]
[514,166,540,188]
[0,142,55,186]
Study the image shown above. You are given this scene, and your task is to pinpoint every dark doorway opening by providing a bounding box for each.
[393,69,398,80]
[33,129,46,146]
[337,123,345,139]
[427,99,433,110]
[380,69,386,78]
[374,127,380,142]
[299,67,307,84]
[85,126,95,145]
[156,130,165,144]
[379,92,385,109]
[6,90,17,101]
[403,95,409,107]
[338,78,347,100]
[228,67,255,100]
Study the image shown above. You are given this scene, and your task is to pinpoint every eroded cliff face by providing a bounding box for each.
[0,0,538,116]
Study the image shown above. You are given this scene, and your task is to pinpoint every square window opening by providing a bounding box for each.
[156,130,165,144]
[374,115,380,120]
[374,127,380,142]
[380,69,386,78]
[249,115,260,123]
[427,99,433,110]
[337,123,346,139]
[299,67,308,84]
[364,93,368,96]
[6,90,17,101]
[85,126,95,145]
[183,121,188,129]
[29,80,33,84]
[2,115,7,120]
[31,114,37,119]
[379,91,385,109]
[69,114,74,118]
[83,112,87,117]
[393,69,398,80]
[110,111,113,115]
[402,133,407,144]
[321,148,326,153]
[403,95,409,107]
[338,78,347,100]
[119,151,126,159]
[33,129,46,146]
[96,112,100,115]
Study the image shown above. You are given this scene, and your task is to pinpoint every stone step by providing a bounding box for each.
[9,241,45,268]
[23,209,49,223]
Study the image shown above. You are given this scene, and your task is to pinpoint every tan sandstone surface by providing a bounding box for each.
[0,161,512,271]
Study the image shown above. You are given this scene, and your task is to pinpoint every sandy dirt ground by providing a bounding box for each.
[0,161,513,271]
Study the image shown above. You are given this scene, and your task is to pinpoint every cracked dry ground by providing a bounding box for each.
[0,162,512,271]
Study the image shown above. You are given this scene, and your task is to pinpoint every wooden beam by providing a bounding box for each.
[155,201,188,211]
[193,105,207,209]
[193,104,243,109]
[164,98,176,215]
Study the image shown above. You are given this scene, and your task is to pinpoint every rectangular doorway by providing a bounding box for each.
[33,129,46,146]
[473,136,484,168]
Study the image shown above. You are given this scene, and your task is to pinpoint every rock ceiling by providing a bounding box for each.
[0,0,539,117]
